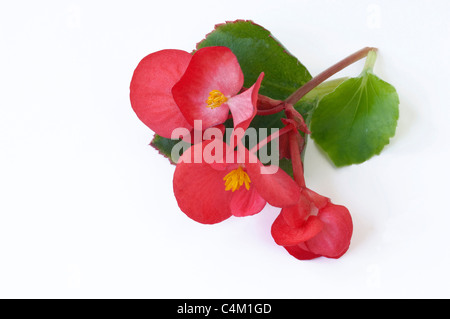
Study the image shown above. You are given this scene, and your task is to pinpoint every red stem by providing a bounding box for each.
[257,102,286,116]
[256,47,377,116]
[288,131,306,187]
[250,124,293,154]
[257,94,283,110]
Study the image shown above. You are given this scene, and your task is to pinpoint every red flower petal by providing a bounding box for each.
[271,214,323,246]
[305,203,353,258]
[230,185,266,217]
[245,160,301,208]
[281,191,312,228]
[173,143,233,224]
[304,188,330,210]
[283,244,321,261]
[130,49,192,138]
[172,46,244,130]
[227,73,264,131]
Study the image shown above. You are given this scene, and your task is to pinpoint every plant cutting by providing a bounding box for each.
[129,20,399,260]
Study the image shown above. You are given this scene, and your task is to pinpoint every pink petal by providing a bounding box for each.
[172,46,244,130]
[173,143,233,224]
[130,49,192,138]
[227,73,264,131]
[271,214,323,246]
[230,185,266,217]
[305,203,353,258]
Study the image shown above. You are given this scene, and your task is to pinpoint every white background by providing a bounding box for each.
[1,0,449,299]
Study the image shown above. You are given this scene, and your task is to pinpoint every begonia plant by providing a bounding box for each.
[129,20,399,261]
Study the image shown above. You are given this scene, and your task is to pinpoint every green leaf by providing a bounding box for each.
[310,70,399,167]
[150,134,184,164]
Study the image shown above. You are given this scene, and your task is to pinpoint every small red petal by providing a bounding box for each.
[281,192,312,228]
[130,49,192,138]
[227,73,264,132]
[304,188,330,210]
[230,185,266,217]
[271,214,323,246]
[283,244,321,261]
[305,203,353,258]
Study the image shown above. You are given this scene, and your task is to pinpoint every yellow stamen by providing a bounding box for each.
[223,167,251,192]
[206,90,228,109]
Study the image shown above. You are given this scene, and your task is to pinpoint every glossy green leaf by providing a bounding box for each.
[150,134,182,164]
[310,70,399,167]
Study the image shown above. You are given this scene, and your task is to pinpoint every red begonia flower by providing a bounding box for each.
[130,49,193,139]
[172,46,263,131]
[173,141,301,224]
[130,46,263,139]
[271,188,353,260]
